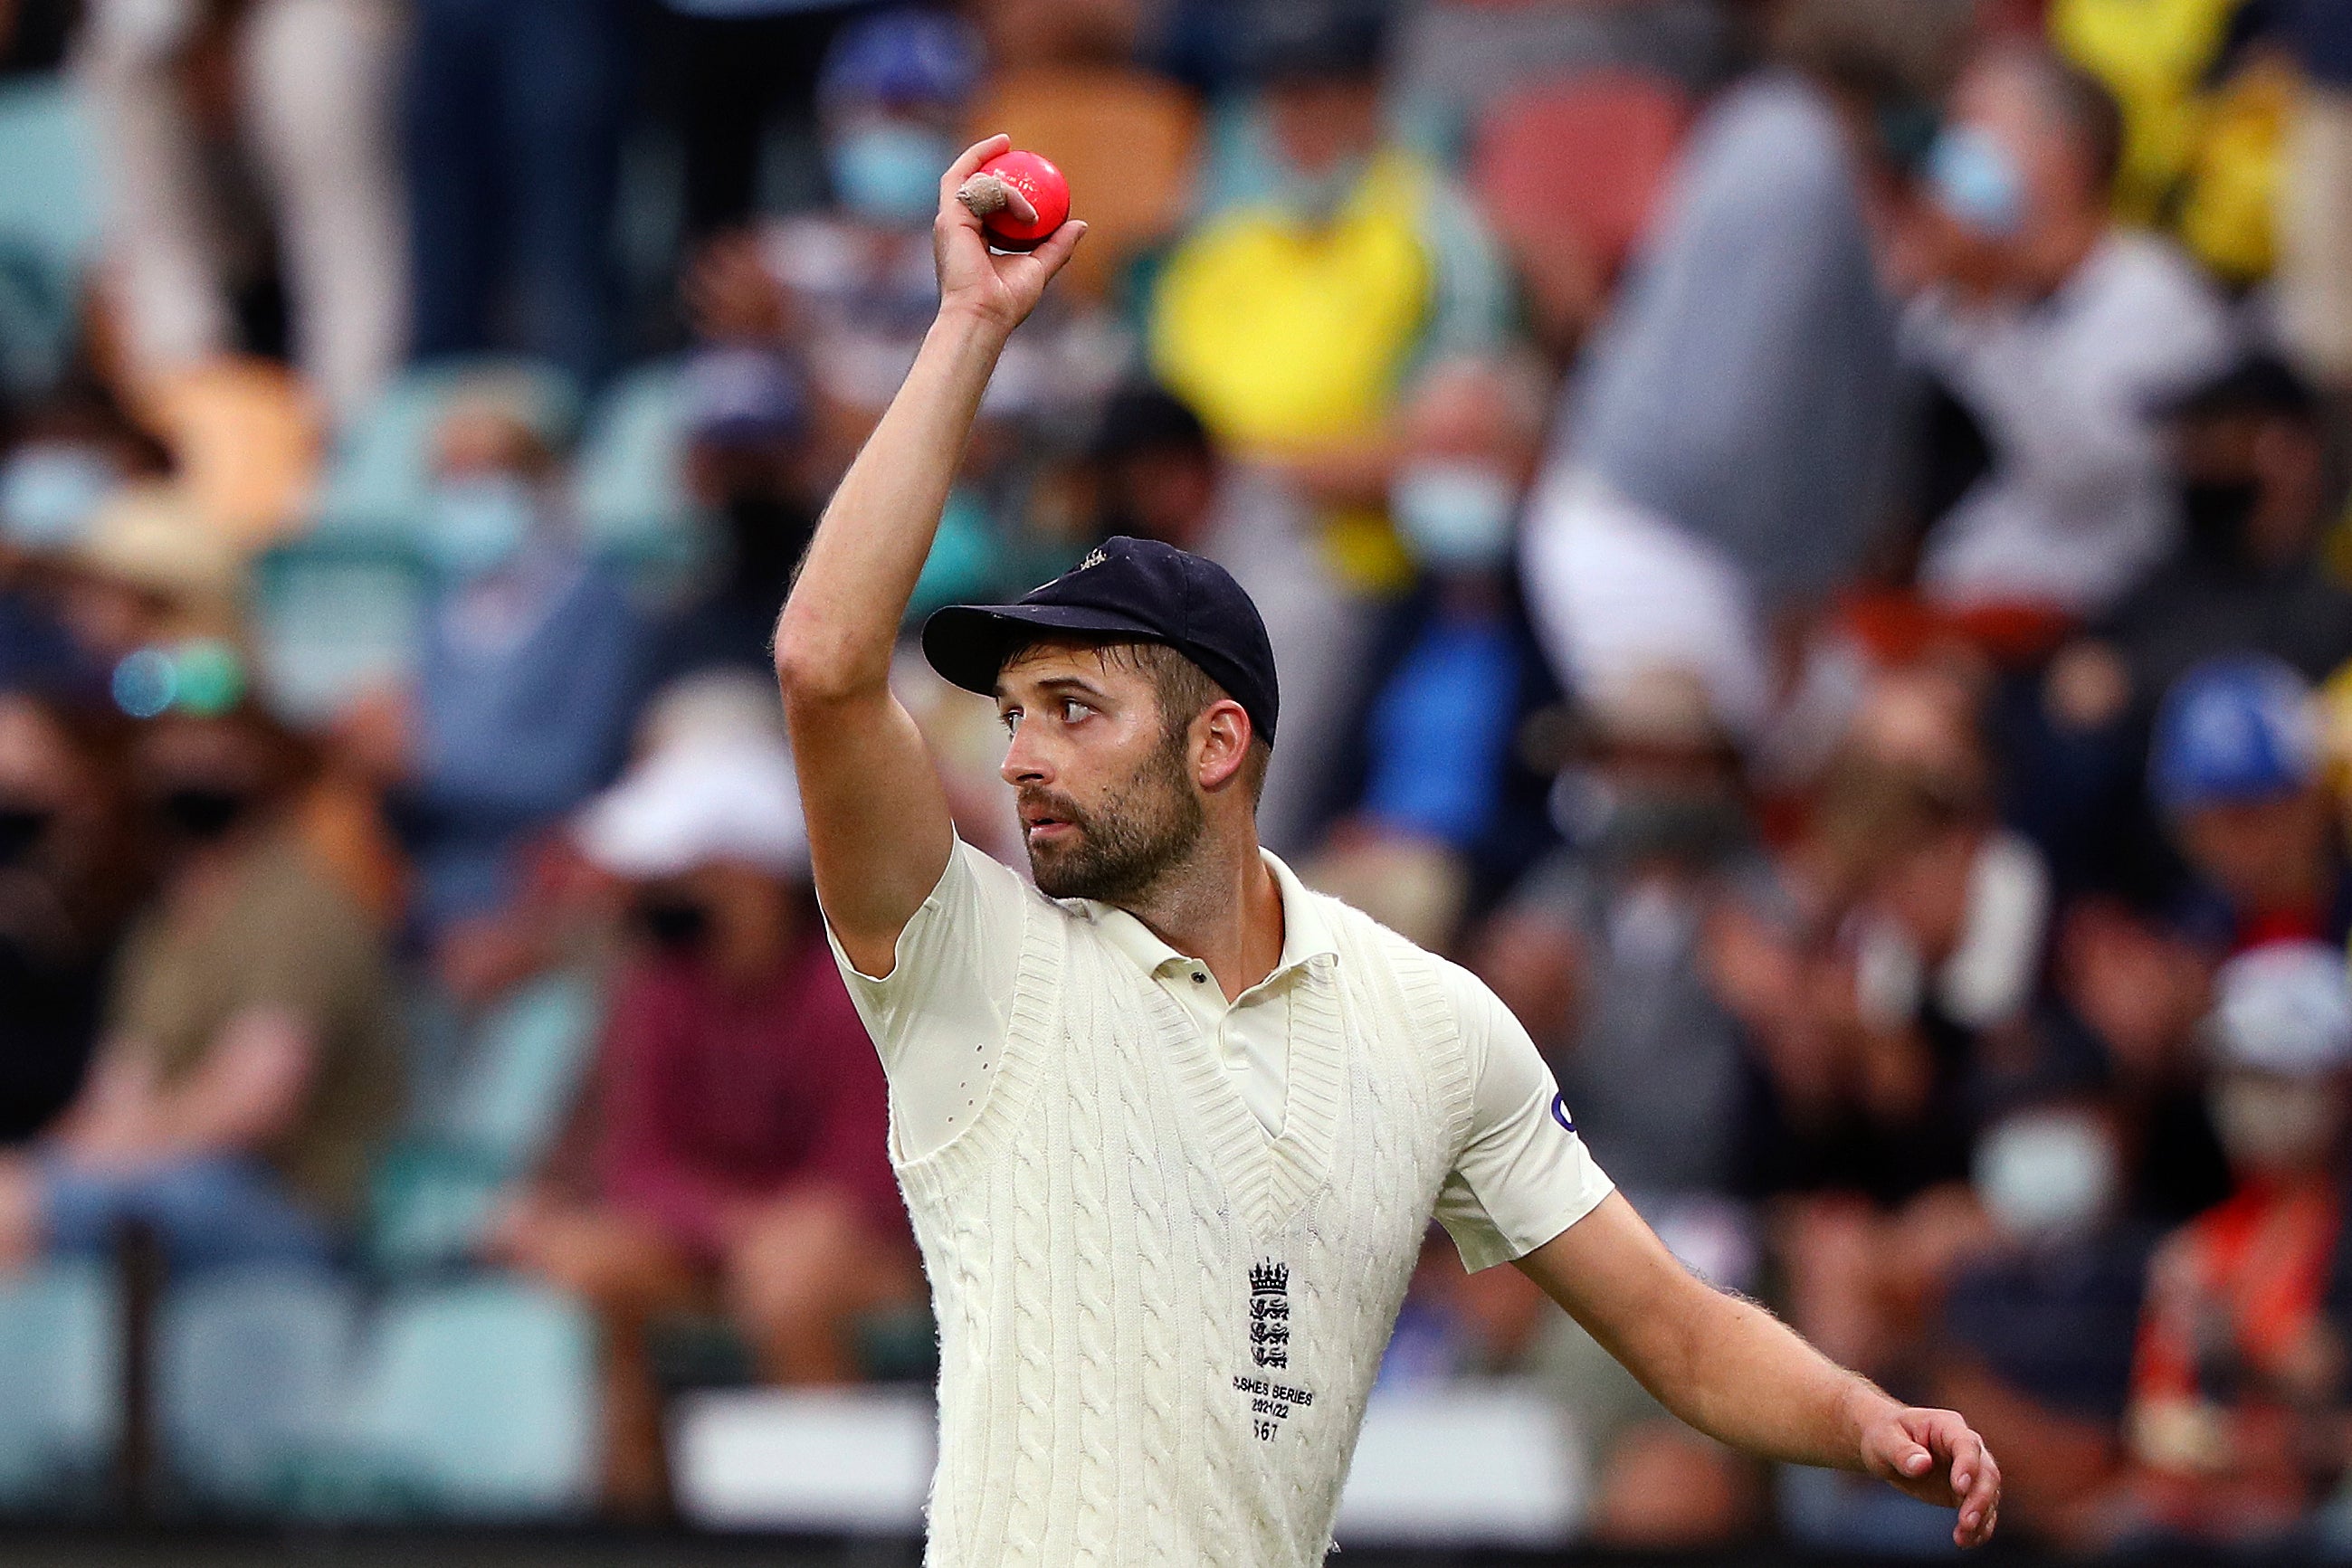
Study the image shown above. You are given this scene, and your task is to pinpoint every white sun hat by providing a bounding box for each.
[2210,940,2352,1079]
[576,672,806,879]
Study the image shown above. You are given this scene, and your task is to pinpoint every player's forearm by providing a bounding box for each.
[774,305,1011,705]
[1652,1287,1900,1471]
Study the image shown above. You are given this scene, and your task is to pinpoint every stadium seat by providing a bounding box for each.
[567,358,703,577]
[247,539,433,726]
[156,1266,359,1512]
[368,969,605,1276]
[309,359,576,541]
[1470,71,1690,286]
[344,1278,598,1518]
[0,1259,119,1512]
[132,356,325,550]
[0,74,102,390]
[967,66,1201,299]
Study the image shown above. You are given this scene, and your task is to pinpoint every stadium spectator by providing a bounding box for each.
[2101,352,2352,703]
[495,675,910,1516]
[1481,665,1761,1201]
[1307,352,1560,941]
[403,0,632,387]
[2118,940,2352,1548]
[1147,2,1509,508]
[686,8,986,432]
[1480,666,1776,1546]
[2037,349,2352,838]
[357,385,646,936]
[1930,1079,2157,1548]
[643,348,822,691]
[74,0,407,423]
[2148,653,2347,955]
[1519,0,1956,739]
[52,484,241,675]
[1743,668,2036,1402]
[0,692,143,1144]
[0,385,175,702]
[0,698,402,1271]
[1070,383,1354,857]
[1744,665,2028,1209]
[1902,41,2237,633]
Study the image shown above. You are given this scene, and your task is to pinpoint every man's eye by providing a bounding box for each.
[1000,709,1022,734]
[1062,698,1090,724]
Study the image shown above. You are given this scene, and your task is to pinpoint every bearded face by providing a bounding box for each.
[1020,714,1205,904]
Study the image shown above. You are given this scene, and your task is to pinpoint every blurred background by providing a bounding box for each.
[0,0,2347,1560]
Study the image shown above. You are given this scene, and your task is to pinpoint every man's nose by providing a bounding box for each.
[1001,727,1051,787]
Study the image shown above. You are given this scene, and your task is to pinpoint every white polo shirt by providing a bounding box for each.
[835,838,1610,1269]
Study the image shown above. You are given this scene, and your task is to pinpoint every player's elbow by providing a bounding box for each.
[772,614,875,708]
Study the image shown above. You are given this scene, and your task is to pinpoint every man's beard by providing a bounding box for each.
[1021,729,1205,905]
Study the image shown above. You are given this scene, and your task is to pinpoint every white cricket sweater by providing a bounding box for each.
[893,879,1486,1566]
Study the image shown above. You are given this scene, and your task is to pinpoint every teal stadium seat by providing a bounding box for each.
[567,358,707,579]
[157,1267,359,1512]
[0,74,101,390]
[0,1259,119,1511]
[346,1279,598,1518]
[368,969,605,1275]
[248,540,433,724]
[309,360,576,542]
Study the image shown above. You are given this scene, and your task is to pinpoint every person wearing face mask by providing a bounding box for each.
[1304,355,1560,945]
[2073,354,2352,714]
[1927,1079,2159,1549]
[681,11,985,433]
[490,674,908,1516]
[2028,355,2352,894]
[2118,940,2352,1547]
[0,702,402,1275]
[1901,41,2237,635]
[364,389,648,938]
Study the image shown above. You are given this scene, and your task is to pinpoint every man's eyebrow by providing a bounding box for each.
[994,673,1112,702]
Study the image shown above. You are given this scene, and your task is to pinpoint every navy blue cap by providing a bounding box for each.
[922,536,1280,743]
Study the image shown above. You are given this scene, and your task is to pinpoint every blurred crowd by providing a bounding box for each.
[0,0,2350,1552]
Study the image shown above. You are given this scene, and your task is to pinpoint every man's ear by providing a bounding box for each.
[1195,700,1252,794]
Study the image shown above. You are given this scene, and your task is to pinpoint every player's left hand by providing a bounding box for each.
[1860,1404,2001,1548]
[931,134,1084,337]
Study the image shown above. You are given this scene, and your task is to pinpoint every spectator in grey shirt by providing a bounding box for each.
[1520,2,1956,738]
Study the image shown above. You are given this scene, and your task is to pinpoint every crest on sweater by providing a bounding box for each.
[1236,1258,1313,1442]
[1248,1259,1290,1369]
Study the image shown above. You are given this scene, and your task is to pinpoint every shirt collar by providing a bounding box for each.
[1083,849,1339,984]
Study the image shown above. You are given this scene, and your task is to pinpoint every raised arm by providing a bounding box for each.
[1517,1194,2002,1549]
[773,136,1083,974]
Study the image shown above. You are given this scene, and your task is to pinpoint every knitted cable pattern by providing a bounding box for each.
[891,883,1471,1566]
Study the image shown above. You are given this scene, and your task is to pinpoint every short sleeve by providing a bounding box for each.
[825,835,1028,1160]
[1431,965,1615,1271]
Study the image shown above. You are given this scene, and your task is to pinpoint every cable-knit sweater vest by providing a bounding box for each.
[891,879,1477,1566]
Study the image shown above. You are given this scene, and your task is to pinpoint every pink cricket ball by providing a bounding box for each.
[963,149,1071,252]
